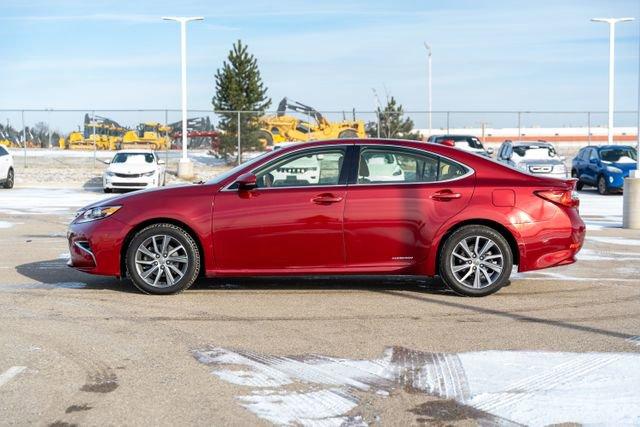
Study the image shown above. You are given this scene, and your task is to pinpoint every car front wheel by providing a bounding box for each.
[598,175,609,195]
[571,169,583,191]
[3,168,14,189]
[439,225,513,297]
[126,223,200,294]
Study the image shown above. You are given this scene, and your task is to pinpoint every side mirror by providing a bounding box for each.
[102,159,111,164]
[235,172,257,190]
[486,147,494,155]
[158,159,166,165]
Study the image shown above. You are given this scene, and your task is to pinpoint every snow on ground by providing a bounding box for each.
[194,346,640,426]
[0,221,15,229]
[577,190,623,230]
[587,236,640,246]
[0,188,106,215]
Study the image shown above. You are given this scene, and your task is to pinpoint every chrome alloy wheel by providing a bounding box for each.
[134,234,189,288]
[449,235,504,289]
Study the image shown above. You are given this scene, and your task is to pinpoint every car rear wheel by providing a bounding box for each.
[571,169,583,190]
[126,223,200,294]
[3,168,14,189]
[598,175,609,195]
[439,225,512,297]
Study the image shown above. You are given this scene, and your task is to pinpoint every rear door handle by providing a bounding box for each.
[311,194,343,204]
[431,190,462,201]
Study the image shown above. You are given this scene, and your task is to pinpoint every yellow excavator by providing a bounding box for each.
[65,114,126,150]
[257,98,366,147]
[121,122,171,150]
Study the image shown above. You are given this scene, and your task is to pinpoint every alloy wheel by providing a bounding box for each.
[134,234,189,288]
[449,235,504,289]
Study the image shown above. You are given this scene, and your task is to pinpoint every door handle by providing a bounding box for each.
[431,190,462,201]
[311,194,343,204]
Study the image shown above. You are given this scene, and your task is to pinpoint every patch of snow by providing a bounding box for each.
[577,248,640,262]
[587,236,640,247]
[58,252,70,260]
[0,221,15,229]
[578,191,623,217]
[0,188,105,215]
[194,346,640,426]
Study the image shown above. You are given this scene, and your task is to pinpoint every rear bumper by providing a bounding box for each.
[67,217,129,276]
[516,206,585,272]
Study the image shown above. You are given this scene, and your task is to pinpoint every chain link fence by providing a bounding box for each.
[1,109,638,168]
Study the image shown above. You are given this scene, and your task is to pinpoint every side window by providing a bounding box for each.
[0,146,7,156]
[357,148,468,184]
[589,149,598,161]
[504,144,513,159]
[498,144,506,159]
[255,148,345,188]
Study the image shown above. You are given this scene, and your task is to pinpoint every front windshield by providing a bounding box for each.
[112,153,154,164]
[600,147,637,163]
[512,145,556,160]
[206,151,273,184]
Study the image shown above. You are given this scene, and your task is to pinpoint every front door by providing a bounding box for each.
[343,146,475,271]
[213,146,348,272]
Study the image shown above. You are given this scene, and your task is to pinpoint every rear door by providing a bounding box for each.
[343,145,475,271]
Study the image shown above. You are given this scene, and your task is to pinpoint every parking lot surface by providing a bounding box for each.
[1,187,639,426]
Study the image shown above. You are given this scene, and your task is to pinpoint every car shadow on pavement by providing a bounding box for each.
[14,259,456,296]
[15,258,139,293]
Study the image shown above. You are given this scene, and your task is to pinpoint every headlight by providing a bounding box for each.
[105,171,115,177]
[74,206,122,224]
[606,165,622,174]
[143,171,156,177]
[517,163,528,171]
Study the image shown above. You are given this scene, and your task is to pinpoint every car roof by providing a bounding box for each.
[595,144,635,150]
[114,149,155,154]
[509,141,552,147]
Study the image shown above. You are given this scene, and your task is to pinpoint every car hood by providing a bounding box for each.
[107,163,157,174]
[603,161,637,172]
[77,183,197,211]
[517,159,565,167]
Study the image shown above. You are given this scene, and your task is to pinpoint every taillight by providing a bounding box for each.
[441,139,455,147]
[535,189,580,208]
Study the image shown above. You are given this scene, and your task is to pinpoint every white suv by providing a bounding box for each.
[0,146,14,189]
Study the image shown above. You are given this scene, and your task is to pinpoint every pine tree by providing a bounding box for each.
[212,40,271,156]
[366,96,419,140]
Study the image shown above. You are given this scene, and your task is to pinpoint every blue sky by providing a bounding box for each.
[1,0,639,120]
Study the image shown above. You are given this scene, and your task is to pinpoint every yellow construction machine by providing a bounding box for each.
[257,98,366,147]
[122,122,171,150]
[65,114,126,150]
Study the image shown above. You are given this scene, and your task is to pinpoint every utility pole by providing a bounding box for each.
[424,43,432,137]
[591,17,634,145]
[162,16,204,179]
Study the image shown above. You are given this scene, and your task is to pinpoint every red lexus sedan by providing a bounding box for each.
[67,139,585,297]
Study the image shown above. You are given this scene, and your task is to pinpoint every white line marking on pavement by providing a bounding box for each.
[0,366,26,387]
[627,336,640,347]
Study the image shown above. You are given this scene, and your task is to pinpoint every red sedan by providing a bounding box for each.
[67,139,585,297]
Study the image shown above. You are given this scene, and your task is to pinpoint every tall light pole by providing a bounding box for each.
[424,42,432,137]
[162,16,203,179]
[591,17,634,145]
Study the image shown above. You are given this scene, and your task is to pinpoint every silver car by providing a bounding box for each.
[496,140,567,179]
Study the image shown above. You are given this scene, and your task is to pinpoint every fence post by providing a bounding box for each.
[22,110,26,168]
[446,111,450,134]
[237,111,242,165]
[587,112,592,146]
[47,109,52,149]
[517,111,521,138]
[164,109,169,166]
[377,111,381,138]
[92,111,96,169]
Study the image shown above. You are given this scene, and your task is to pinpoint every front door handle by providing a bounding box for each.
[311,194,343,204]
[431,190,462,201]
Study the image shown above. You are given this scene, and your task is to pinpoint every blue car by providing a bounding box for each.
[571,145,638,194]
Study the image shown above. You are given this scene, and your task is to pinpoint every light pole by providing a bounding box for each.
[590,17,634,145]
[162,16,203,179]
[623,19,640,229]
[424,43,432,137]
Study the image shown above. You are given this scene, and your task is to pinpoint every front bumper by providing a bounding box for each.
[67,216,129,276]
[103,174,158,190]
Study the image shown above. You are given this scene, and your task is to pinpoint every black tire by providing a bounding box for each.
[338,129,358,139]
[3,168,14,189]
[597,175,609,195]
[103,188,112,193]
[571,170,583,191]
[126,223,200,294]
[439,225,513,297]
[256,130,274,147]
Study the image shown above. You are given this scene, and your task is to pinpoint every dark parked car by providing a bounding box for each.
[571,145,638,194]
[427,135,493,157]
[68,139,584,297]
